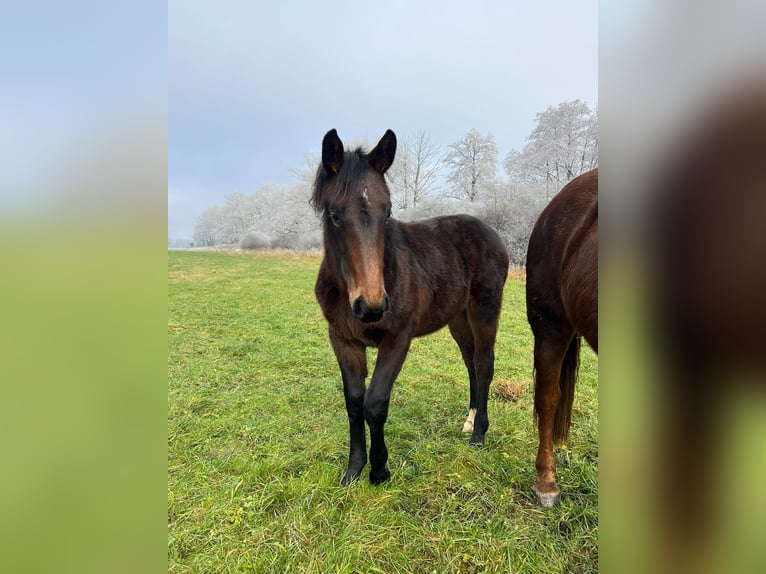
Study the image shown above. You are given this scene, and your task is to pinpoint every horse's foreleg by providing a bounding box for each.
[365,336,410,484]
[330,332,369,486]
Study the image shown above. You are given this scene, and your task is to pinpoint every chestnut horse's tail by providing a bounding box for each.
[553,335,581,445]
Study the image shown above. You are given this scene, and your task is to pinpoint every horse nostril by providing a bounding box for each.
[352,297,367,319]
[351,295,389,323]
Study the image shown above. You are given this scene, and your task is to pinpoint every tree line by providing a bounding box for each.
[190,100,597,266]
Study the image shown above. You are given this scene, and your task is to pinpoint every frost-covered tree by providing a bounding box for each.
[504,100,598,198]
[443,129,499,202]
[190,107,596,255]
[215,191,254,244]
[192,180,321,250]
[388,130,442,209]
[261,182,317,236]
[193,205,223,247]
[478,183,547,265]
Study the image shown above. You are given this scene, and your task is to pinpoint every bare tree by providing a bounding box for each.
[289,151,320,190]
[443,129,499,202]
[388,130,442,209]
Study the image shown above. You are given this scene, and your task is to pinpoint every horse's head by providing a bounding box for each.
[311,129,397,323]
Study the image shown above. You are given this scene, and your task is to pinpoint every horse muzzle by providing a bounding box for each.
[351,293,390,323]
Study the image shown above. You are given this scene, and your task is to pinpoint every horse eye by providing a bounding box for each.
[329,211,342,227]
[385,205,392,219]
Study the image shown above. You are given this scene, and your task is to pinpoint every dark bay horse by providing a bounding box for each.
[312,129,509,485]
[526,168,598,506]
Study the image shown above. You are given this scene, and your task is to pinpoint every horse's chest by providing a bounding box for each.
[340,315,387,347]
[359,327,386,347]
[319,298,386,347]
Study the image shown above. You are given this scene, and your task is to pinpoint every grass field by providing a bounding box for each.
[168,250,598,573]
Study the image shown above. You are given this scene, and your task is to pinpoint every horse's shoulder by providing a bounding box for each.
[315,261,343,308]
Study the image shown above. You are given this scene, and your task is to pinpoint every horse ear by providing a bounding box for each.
[369,129,397,174]
[322,129,344,175]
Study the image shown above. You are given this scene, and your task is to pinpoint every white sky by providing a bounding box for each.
[168,0,598,238]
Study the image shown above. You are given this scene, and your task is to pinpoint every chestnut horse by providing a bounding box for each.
[312,129,509,485]
[650,82,766,555]
[526,168,598,506]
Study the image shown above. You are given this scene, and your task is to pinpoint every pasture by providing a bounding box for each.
[168,250,598,573]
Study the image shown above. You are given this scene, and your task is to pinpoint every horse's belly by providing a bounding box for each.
[413,290,468,337]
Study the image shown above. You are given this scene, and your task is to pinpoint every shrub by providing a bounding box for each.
[271,231,322,251]
[239,231,272,250]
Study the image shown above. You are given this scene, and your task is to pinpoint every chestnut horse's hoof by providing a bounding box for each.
[533,483,561,507]
[535,491,560,507]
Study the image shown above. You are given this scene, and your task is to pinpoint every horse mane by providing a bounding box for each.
[310,147,371,215]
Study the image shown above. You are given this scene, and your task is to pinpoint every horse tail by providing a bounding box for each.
[553,335,581,445]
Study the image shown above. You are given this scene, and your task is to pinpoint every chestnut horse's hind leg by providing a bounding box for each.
[531,328,575,507]
[448,310,479,434]
[329,331,369,486]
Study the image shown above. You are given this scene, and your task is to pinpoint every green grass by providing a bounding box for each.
[168,250,598,573]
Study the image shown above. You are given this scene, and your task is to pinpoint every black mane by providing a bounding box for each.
[310,146,370,214]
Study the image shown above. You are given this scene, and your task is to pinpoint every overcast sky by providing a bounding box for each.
[168,1,598,239]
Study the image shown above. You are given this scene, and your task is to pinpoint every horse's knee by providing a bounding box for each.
[344,388,366,420]
[363,394,389,427]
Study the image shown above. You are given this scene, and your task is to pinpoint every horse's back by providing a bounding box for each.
[395,215,509,336]
[405,214,509,287]
[528,170,597,266]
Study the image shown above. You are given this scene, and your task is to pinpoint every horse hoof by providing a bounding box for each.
[468,433,485,446]
[341,470,361,486]
[369,468,390,485]
[534,489,560,508]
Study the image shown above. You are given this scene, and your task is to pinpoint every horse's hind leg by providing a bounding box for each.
[532,327,575,507]
[449,310,478,433]
[466,299,502,446]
